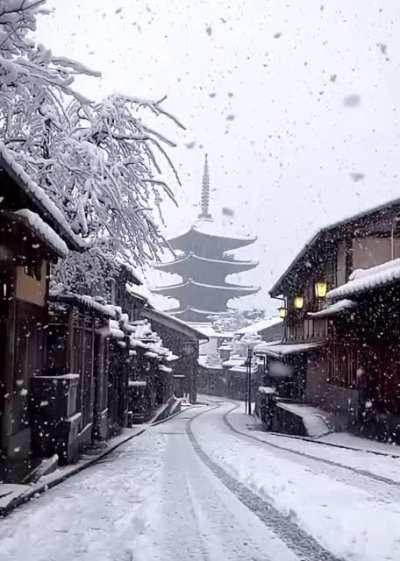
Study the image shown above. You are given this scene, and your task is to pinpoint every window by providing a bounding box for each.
[328,341,360,388]
[23,262,42,281]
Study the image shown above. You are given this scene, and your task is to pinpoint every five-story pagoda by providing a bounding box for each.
[152,155,259,322]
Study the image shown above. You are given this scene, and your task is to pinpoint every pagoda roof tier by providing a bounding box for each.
[152,278,260,299]
[168,221,257,253]
[168,306,217,322]
[153,252,258,275]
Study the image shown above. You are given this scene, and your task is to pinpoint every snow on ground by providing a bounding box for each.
[1,400,400,561]
[0,432,167,561]
[191,401,400,561]
[225,402,400,484]
[320,431,400,454]
[275,401,331,437]
[0,408,297,561]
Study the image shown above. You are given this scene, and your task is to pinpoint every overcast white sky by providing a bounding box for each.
[37,1,400,316]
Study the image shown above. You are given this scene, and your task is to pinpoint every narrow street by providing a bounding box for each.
[1,401,399,561]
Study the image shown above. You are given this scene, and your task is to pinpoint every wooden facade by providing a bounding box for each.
[32,294,125,463]
[0,151,83,482]
[0,218,54,481]
[141,307,208,403]
[0,150,189,483]
[265,198,400,441]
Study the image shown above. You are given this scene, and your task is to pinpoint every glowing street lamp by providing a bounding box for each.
[294,295,304,310]
[279,306,288,319]
[314,281,328,299]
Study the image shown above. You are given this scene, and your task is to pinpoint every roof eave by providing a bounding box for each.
[0,151,85,253]
[269,197,400,297]
[142,307,209,341]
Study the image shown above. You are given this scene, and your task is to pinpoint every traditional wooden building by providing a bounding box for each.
[0,145,84,481]
[263,197,400,440]
[125,318,176,421]
[33,294,126,464]
[323,260,400,440]
[141,307,208,402]
[235,317,283,343]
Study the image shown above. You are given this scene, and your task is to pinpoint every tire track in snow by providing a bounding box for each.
[222,404,400,489]
[187,406,345,561]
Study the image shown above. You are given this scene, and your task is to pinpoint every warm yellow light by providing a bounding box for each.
[279,306,287,319]
[314,281,328,298]
[294,296,304,310]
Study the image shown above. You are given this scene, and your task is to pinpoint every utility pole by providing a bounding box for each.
[246,347,253,415]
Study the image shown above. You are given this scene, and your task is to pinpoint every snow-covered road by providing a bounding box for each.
[0,400,398,561]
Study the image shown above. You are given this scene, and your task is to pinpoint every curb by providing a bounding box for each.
[252,412,400,458]
[210,396,400,459]
[0,397,183,518]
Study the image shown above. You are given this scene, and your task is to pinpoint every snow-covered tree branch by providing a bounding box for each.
[0,0,184,290]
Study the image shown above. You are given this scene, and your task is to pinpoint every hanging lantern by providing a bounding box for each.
[279,306,287,319]
[314,281,328,299]
[294,295,304,310]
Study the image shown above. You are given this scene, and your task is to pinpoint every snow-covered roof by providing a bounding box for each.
[308,299,357,318]
[164,352,179,362]
[126,283,151,303]
[109,319,125,339]
[12,209,68,258]
[222,356,245,368]
[229,364,258,374]
[0,143,85,252]
[153,251,258,270]
[258,386,276,395]
[115,259,142,285]
[159,365,173,374]
[49,292,117,318]
[254,341,323,357]
[235,317,282,336]
[189,323,233,339]
[126,318,178,361]
[142,307,209,340]
[168,219,257,246]
[152,279,260,296]
[270,196,400,297]
[152,278,259,294]
[327,259,400,301]
[129,319,154,339]
[198,357,222,370]
[169,306,221,319]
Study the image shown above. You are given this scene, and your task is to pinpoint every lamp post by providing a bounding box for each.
[246,347,253,415]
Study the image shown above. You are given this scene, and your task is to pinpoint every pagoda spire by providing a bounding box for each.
[198,153,212,220]
[152,152,259,322]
